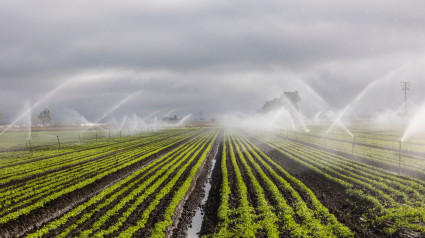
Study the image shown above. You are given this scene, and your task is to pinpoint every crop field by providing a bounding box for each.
[4,0,425,237]
[0,127,425,237]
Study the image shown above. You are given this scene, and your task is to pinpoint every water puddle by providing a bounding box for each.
[187,146,219,237]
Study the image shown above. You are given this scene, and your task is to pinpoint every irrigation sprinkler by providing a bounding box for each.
[57,136,61,149]
[28,139,32,150]
[78,134,82,144]
[120,130,122,139]
[399,140,402,174]
[95,131,98,142]
[352,136,355,154]
[109,130,110,140]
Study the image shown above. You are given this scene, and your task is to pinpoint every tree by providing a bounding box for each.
[258,91,301,114]
[283,91,301,111]
[38,108,52,126]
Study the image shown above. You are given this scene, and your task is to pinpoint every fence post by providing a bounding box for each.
[57,136,61,149]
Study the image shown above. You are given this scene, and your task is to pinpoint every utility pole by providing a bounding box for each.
[400,81,410,115]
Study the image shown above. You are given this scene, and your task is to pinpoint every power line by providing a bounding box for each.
[400,81,410,114]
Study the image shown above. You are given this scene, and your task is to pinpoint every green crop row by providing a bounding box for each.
[0,129,180,167]
[210,130,352,237]
[282,131,425,175]
[80,130,215,237]
[255,132,425,234]
[25,129,214,238]
[0,129,202,214]
[231,134,280,237]
[0,129,206,224]
[150,130,218,237]
[233,132,352,237]
[0,129,194,184]
[237,134,353,237]
[117,129,218,237]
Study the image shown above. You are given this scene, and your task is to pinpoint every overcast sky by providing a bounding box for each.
[1,0,425,123]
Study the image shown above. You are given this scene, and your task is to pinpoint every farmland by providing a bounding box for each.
[0,127,425,237]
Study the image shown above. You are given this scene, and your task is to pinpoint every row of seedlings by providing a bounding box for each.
[255,133,425,234]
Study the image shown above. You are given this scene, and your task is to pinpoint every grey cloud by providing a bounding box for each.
[1,0,425,123]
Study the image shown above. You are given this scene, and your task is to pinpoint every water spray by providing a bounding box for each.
[176,113,192,127]
[401,100,425,142]
[80,92,140,135]
[0,81,71,136]
[25,101,32,141]
[326,81,378,137]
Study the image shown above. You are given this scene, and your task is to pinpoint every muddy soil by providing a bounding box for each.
[171,131,222,238]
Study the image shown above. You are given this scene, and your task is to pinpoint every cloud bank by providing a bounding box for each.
[1,0,425,123]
